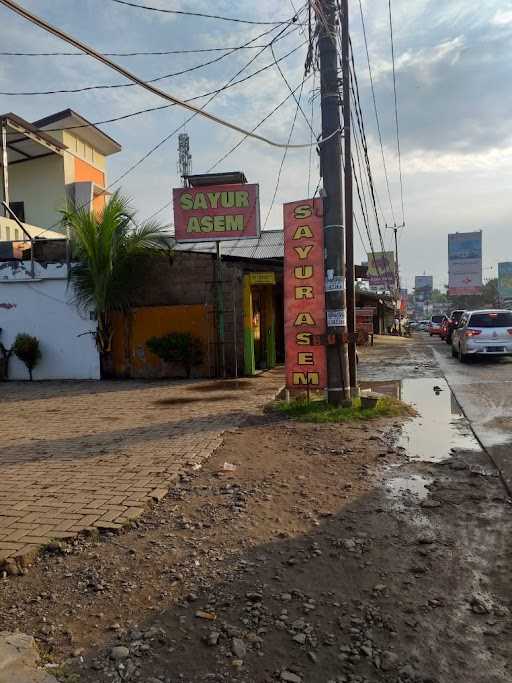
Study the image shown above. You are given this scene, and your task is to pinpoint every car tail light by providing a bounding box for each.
[507,329,512,335]
[464,329,481,337]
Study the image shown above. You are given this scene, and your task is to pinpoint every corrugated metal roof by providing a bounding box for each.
[171,229,284,260]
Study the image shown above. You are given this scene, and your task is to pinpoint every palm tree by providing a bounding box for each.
[61,192,170,377]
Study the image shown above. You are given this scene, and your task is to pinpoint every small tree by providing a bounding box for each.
[147,332,203,379]
[13,333,41,381]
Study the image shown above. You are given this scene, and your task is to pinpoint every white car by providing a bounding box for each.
[452,309,512,362]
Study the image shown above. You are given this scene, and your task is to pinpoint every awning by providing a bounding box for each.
[0,112,65,165]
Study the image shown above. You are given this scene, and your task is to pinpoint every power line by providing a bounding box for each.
[106,0,295,25]
[0,45,275,57]
[36,19,303,239]
[0,21,291,95]
[269,42,317,137]
[388,0,405,226]
[357,0,396,226]
[0,0,325,150]
[263,78,307,228]
[36,40,307,134]
[207,71,314,173]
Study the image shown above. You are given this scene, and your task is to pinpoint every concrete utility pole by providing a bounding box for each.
[387,223,404,323]
[318,0,351,405]
[340,0,357,396]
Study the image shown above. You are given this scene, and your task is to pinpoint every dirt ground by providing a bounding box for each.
[1,337,512,683]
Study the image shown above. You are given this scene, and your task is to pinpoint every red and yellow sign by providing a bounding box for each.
[284,198,326,391]
[173,183,260,242]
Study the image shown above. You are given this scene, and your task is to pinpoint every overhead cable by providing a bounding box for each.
[356,0,396,226]
[106,0,295,25]
[0,21,293,95]
[388,0,405,225]
[263,78,307,228]
[0,0,329,150]
[36,41,307,133]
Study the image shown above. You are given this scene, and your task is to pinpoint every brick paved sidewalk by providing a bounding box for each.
[0,372,283,570]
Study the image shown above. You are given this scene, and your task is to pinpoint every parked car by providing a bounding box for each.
[428,314,445,336]
[441,310,465,344]
[452,309,512,362]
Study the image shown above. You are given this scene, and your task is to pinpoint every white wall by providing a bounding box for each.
[0,262,100,380]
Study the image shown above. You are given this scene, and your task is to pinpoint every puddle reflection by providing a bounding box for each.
[361,377,480,461]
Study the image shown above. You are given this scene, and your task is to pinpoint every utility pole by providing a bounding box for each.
[318,0,351,405]
[340,0,357,396]
[386,222,404,328]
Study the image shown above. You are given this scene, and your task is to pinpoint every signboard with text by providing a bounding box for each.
[498,262,512,302]
[367,251,395,288]
[173,183,260,242]
[284,198,326,391]
[415,275,433,302]
[448,231,482,295]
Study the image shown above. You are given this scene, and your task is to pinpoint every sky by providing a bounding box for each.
[0,0,511,291]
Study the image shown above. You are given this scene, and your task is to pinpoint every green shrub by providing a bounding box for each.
[147,332,203,378]
[13,333,41,381]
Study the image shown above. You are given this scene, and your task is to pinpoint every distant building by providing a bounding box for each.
[0,109,121,240]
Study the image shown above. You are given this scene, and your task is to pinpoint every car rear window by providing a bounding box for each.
[431,315,444,323]
[468,312,512,328]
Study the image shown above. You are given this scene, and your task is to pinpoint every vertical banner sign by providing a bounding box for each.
[414,275,433,302]
[498,262,512,303]
[367,251,395,288]
[284,198,326,391]
[448,231,482,295]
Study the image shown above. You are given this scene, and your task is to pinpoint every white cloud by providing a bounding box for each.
[491,8,512,26]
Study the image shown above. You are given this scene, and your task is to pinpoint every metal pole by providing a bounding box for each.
[215,241,226,378]
[341,0,357,397]
[1,124,9,215]
[318,0,351,405]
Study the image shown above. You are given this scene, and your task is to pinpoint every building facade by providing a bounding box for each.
[0,109,121,239]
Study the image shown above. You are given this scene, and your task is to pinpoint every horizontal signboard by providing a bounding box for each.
[173,183,260,242]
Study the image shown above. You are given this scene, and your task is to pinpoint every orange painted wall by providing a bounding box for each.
[111,305,214,378]
[74,158,105,187]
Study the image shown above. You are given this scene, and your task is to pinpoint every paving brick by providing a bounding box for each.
[0,371,282,564]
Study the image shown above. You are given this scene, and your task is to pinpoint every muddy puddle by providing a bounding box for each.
[384,472,432,500]
[361,377,481,461]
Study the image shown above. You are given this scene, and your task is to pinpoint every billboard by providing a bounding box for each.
[414,275,433,302]
[498,262,512,301]
[283,198,326,391]
[173,183,260,242]
[367,251,395,288]
[448,231,482,295]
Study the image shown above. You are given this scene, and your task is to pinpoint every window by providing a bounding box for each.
[14,228,20,241]
[10,201,25,222]
[431,315,444,323]
[469,312,512,328]
[5,226,10,241]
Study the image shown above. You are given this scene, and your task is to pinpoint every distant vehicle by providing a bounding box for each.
[441,310,465,344]
[452,309,512,362]
[416,320,430,331]
[428,315,444,336]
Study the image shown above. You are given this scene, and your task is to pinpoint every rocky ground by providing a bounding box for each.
[1,337,511,683]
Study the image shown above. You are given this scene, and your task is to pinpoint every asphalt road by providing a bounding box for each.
[424,332,512,492]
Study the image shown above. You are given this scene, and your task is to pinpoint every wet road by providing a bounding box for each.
[424,334,512,491]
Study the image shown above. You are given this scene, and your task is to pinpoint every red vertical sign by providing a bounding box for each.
[284,198,326,391]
